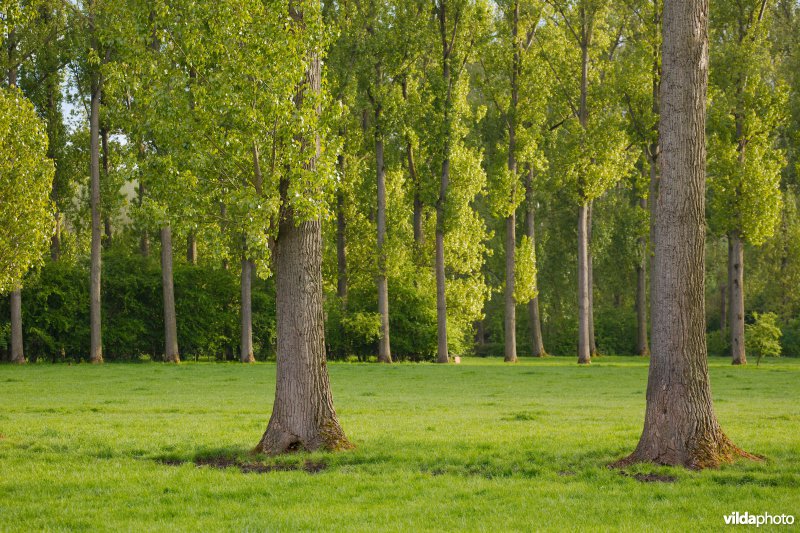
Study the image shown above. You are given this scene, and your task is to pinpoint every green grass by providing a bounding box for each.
[1,356,798,531]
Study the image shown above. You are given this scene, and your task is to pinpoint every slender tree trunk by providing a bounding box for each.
[504,0,520,363]
[7,61,25,365]
[730,232,746,364]
[138,182,149,256]
[720,283,727,334]
[89,60,103,364]
[101,128,112,249]
[336,156,348,302]
[727,234,733,332]
[402,77,424,247]
[636,197,650,356]
[187,232,197,264]
[240,259,255,363]
[47,78,61,261]
[375,115,392,363]
[435,0,452,364]
[617,0,754,468]
[588,201,598,356]
[256,15,350,453]
[525,167,545,357]
[10,289,24,364]
[504,212,517,362]
[577,203,591,364]
[161,226,179,363]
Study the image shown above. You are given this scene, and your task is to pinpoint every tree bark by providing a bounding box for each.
[240,259,255,363]
[187,232,197,265]
[375,114,392,364]
[161,226,179,363]
[720,283,727,334]
[504,211,517,362]
[434,0,453,364]
[336,156,348,302]
[504,0,520,363]
[588,201,598,356]
[636,197,650,356]
[577,202,591,364]
[101,128,112,249]
[256,10,350,453]
[89,55,103,364]
[525,168,545,357]
[10,289,24,364]
[616,0,754,469]
[729,232,746,364]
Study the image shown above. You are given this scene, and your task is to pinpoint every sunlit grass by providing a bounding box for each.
[1,356,798,531]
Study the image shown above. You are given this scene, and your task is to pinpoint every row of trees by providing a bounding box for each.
[1,0,775,470]
[4,0,798,367]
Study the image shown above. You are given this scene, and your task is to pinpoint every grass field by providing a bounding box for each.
[1,356,798,531]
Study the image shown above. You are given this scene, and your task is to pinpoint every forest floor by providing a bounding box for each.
[1,356,798,531]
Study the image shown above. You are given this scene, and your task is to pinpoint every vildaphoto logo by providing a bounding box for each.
[724,512,795,527]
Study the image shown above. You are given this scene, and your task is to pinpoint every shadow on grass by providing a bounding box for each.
[153,446,327,475]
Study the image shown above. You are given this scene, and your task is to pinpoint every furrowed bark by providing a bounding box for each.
[616,0,755,469]
[256,4,350,453]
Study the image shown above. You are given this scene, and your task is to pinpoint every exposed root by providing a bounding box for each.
[611,432,762,470]
[254,418,353,455]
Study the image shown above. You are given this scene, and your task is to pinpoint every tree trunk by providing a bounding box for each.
[256,16,350,453]
[729,232,746,364]
[617,0,754,468]
[588,201,598,356]
[504,212,517,362]
[636,199,650,356]
[577,203,591,364]
[336,156,348,302]
[89,63,103,364]
[375,120,392,364]
[101,128,112,249]
[240,259,255,363]
[187,232,197,265]
[10,289,24,364]
[435,0,452,364]
[525,168,545,357]
[161,226,179,363]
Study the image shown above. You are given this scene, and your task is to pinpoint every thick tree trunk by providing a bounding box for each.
[617,0,753,468]
[524,168,545,357]
[636,199,650,356]
[240,259,255,363]
[577,203,591,364]
[375,126,392,363]
[187,232,197,265]
[161,226,179,363]
[89,67,103,364]
[256,20,350,453]
[729,232,746,364]
[10,289,24,364]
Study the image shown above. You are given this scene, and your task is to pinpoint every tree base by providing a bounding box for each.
[612,431,761,470]
[254,418,353,455]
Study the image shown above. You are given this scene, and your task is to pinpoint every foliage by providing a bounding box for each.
[746,312,782,366]
[0,87,55,293]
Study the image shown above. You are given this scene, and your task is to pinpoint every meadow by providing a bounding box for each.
[0,356,798,531]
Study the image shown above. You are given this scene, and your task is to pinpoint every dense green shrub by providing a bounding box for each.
[1,251,276,362]
[706,329,730,358]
